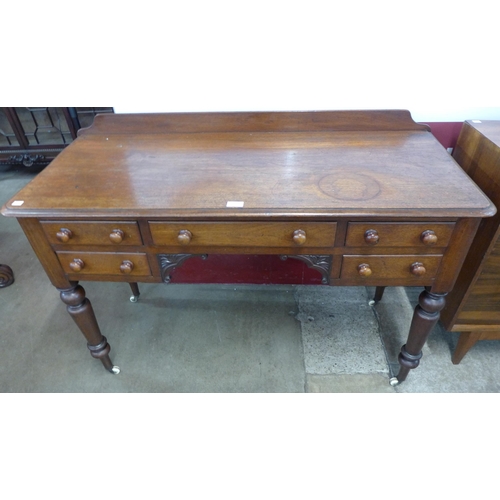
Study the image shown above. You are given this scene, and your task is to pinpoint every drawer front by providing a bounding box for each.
[340,255,443,280]
[149,222,337,248]
[345,222,455,248]
[57,252,151,276]
[42,221,143,246]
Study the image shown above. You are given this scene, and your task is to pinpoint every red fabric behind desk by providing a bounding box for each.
[170,254,325,285]
[426,122,463,150]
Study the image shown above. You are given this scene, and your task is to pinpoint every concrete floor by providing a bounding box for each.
[1,164,500,393]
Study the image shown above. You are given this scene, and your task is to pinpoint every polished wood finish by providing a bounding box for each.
[364,229,380,245]
[1,110,494,381]
[372,286,386,304]
[56,228,73,243]
[421,230,438,246]
[0,264,14,287]
[57,252,151,277]
[177,229,192,245]
[345,223,455,248]
[129,282,140,301]
[150,222,337,249]
[440,120,500,363]
[109,229,125,244]
[119,260,134,274]
[69,258,85,273]
[292,229,307,246]
[4,111,491,219]
[42,221,142,246]
[410,262,427,277]
[357,263,372,277]
[78,109,432,135]
[341,255,442,281]
[58,283,114,372]
[397,288,447,382]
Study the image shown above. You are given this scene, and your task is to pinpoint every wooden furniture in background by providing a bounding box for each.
[0,108,115,286]
[0,264,14,287]
[0,107,114,167]
[440,120,500,363]
[1,111,494,384]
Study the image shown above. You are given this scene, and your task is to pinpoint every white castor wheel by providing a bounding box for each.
[130,295,139,303]
[389,377,399,386]
[368,299,376,306]
[111,366,121,374]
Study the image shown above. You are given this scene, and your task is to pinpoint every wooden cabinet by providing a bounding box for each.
[0,107,113,167]
[440,120,500,363]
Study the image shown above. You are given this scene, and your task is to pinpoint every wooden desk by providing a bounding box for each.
[1,110,495,384]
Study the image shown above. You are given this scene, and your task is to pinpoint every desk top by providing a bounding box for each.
[2,110,495,220]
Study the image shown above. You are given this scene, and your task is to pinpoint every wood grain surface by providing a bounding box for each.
[2,111,494,219]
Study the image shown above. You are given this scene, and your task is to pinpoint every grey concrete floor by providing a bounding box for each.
[1,164,500,392]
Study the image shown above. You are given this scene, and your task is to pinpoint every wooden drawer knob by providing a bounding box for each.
[357,263,372,277]
[364,229,379,245]
[421,230,438,246]
[120,260,134,274]
[56,228,73,243]
[177,229,192,245]
[109,229,125,244]
[69,258,85,272]
[410,262,426,276]
[293,229,307,245]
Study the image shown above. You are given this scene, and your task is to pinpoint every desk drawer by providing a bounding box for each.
[42,221,143,246]
[149,222,337,248]
[345,223,455,248]
[57,252,151,276]
[340,255,442,280]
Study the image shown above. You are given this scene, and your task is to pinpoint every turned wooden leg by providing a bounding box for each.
[452,331,483,364]
[58,282,119,374]
[129,282,140,302]
[0,264,14,288]
[395,287,447,384]
[373,286,386,303]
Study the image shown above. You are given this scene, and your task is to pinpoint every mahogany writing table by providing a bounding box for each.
[1,110,495,384]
